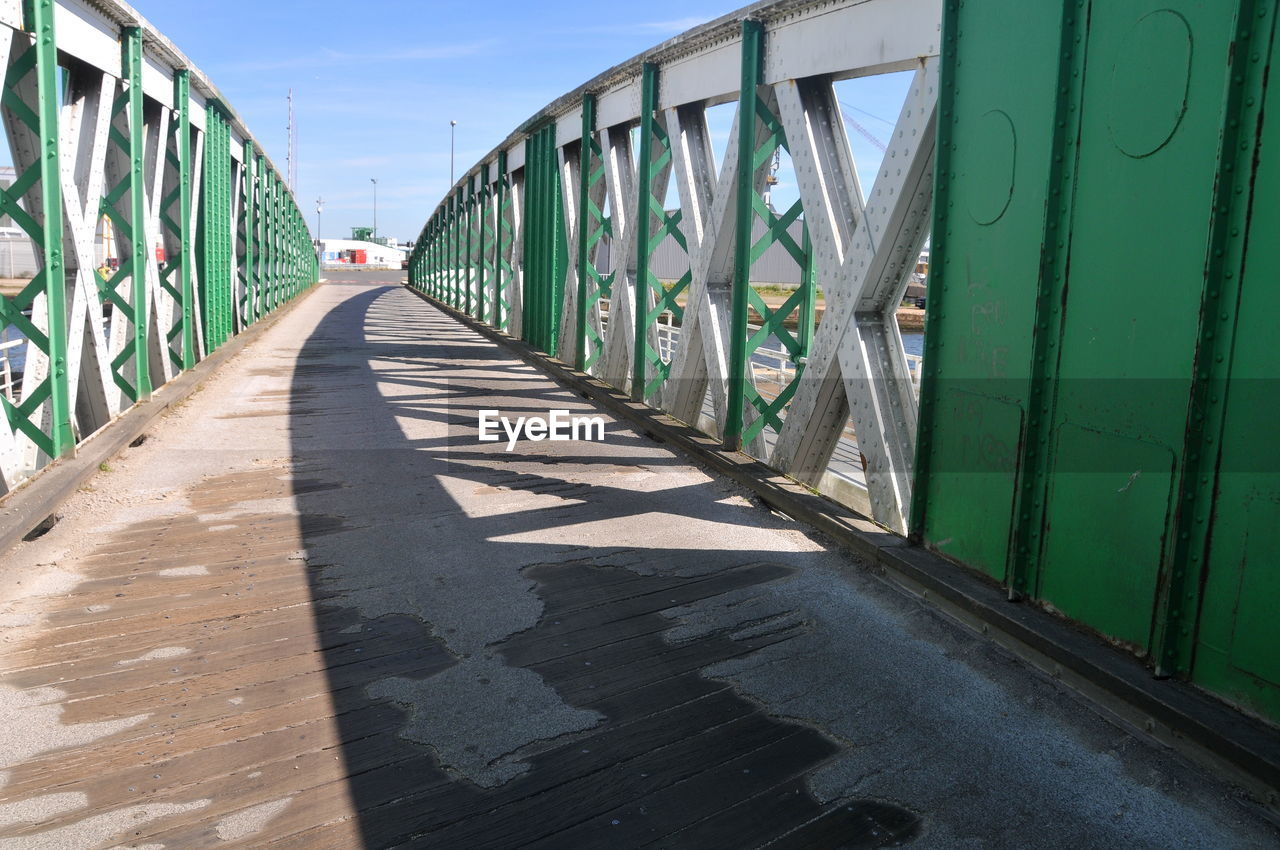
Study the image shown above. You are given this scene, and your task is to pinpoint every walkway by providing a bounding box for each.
[0,271,1274,848]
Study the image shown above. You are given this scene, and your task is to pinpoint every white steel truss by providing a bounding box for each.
[410,0,941,531]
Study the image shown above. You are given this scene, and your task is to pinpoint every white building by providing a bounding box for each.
[318,238,406,269]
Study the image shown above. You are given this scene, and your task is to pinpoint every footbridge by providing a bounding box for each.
[1,0,1279,847]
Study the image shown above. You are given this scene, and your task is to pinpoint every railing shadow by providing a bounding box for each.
[286,280,920,847]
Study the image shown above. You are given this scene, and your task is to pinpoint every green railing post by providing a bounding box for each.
[523,135,537,344]
[495,151,508,328]
[575,94,596,372]
[478,165,489,322]
[123,26,151,399]
[726,19,762,450]
[256,155,267,317]
[25,0,71,455]
[465,175,475,316]
[173,70,194,369]
[244,143,257,322]
[632,64,658,400]
[798,224,815,359]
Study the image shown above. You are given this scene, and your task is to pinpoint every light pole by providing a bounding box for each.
[370,178,378,242]
[314,197,324,246]
[450,120,457,186]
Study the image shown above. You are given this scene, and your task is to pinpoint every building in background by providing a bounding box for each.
[319,234,406,269]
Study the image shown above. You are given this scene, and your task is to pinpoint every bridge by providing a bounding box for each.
[0,0,1279,846]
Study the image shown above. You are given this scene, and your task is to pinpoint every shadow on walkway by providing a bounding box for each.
[286,283,919,847]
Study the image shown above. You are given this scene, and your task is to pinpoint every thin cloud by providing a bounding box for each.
[218,41,497,73]
[554,16,713,36]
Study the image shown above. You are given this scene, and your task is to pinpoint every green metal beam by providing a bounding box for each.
[725,19,762,450]
[13,0,71,456]
[575,94,596,372]
[632,64,658,401]
[174,70,194,368]
[123,26,151,399]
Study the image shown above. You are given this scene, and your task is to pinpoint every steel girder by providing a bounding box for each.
[0,1,316,492]
[406,0,941,530]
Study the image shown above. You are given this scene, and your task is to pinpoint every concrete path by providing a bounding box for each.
[0,271,1275,848]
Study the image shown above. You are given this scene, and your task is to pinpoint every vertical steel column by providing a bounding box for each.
[173,70,194,369]
[123,26,151,399]
[25,0,71,454]
[256,155,267,316]
[725,20,762,450]
[494,150,508,328]
[243,143,257,322]
[465,175,474,316]
[523,136,537,344]
[478,165,489,322]
[450,192,459,307]
[1155,0,1272,676]
[200,105,232,351]
[575,94,596,372]
[266,165,276,311]
[1003,5,1087,599]
[797,225,815,359]
[632,64,658,400]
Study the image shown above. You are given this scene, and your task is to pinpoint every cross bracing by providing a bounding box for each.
[409,0,940,532]
[0,0,317,493]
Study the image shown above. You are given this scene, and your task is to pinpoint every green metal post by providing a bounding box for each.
[495,151,507,328]
[632,63,660,401]
[173,70,194,368]
[268,167,277,311]
[243,142,256,322]
[259,158,269,312]
[123,27,151,398]
[24,0,71,454]
[523,136,537,344]
[478,165,489,323]
[726,20,762,450]
[632,64,658,400]
[1154,0,1272,676]
[798,224,815,358]
[450,193,458,307]
[465,176,474,316]
[576,94,595,372]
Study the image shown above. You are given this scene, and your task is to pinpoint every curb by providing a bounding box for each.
[407,285,1280,812]
[0,284,322,558]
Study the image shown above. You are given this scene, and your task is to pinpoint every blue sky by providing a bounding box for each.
[134,0,911,244]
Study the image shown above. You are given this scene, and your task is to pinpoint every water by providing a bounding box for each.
[1,325,24,375]
[746,331,924,365]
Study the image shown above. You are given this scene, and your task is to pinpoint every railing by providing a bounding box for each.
[409,0,938,532]
[0,337,19,403]
[606,305,924,400]
[0,0,318,492]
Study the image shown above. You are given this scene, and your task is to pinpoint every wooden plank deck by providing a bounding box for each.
[0,272,1274,849]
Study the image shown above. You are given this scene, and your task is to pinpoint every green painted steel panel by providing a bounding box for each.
[1034,0,1236,650]
[925,390,1022,579]
[921,0,1280,721]
[1191,4,1280,721]
[1039,426,1175,648]
[0,0,72,460]
[520,124,567,354]
[914,0,1066,578]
